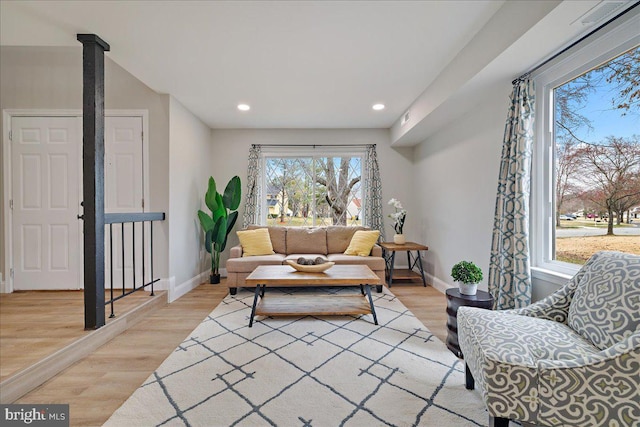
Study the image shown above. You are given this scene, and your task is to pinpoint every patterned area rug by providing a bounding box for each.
[104,287,489,426]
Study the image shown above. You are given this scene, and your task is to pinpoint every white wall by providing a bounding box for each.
[168,96,212,296]
[0,46,170,284]
[212,117,560,300]
[210,129,416,268]
[413,80,510,293]
[1,46,561,301]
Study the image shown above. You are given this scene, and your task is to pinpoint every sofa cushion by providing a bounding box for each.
[226,254,286,273]
[247,225,286,254]
[567,251,640,350]
[344,230,380,256]
[328,254,385,270]
[286,227,327,255]
[326,226,365,254]
[237,228,275,257]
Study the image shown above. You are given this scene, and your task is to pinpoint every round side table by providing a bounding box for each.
[445,288,493,358]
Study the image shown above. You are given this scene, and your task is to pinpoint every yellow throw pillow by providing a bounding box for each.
[344,230,380,256]
[237,228,275,257]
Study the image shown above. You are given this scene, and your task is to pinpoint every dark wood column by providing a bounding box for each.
[77,34,110,329]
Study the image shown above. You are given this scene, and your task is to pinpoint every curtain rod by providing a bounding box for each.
[513,1,639,84]
[252,144,372,147]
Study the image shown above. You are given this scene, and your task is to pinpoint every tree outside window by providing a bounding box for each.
[264,155,363,227]
[552,45,640,265]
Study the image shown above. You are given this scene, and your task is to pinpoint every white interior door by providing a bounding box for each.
[11,116,82,290]
[104,116,144,290]
[9,114,145,291]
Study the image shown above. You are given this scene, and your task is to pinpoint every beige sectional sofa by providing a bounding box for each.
[226,225,385,295]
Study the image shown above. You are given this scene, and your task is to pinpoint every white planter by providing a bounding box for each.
[393,234,406,244]
[459,282,478,296]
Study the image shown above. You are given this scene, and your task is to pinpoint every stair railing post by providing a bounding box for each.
[77,33,110,330]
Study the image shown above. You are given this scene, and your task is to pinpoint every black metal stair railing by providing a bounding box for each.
[104,212,165,318]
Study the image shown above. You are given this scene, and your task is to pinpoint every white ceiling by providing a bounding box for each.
[0,0,504,129]
[1,0,632,139]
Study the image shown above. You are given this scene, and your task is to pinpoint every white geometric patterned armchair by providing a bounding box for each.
[458,251,640,427]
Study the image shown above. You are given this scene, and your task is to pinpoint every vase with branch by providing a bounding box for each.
[388,198,407,244]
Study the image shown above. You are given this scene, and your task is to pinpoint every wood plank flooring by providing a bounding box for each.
[10,280,449,427]
[0,290,156,381]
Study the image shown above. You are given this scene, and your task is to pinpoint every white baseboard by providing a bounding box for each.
[425,272,454,295]
[168,271,210,303]
[153,277,170,291]
[154,268,227,303]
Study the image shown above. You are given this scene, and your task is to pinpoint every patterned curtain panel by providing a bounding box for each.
[242,144,262,229]
[488,78,535,310]
[364,144,385,240]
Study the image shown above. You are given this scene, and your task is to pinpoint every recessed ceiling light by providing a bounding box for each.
[372,103,385,111]
[237,104,250,111]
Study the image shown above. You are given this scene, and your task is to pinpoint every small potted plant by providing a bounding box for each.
[451,261,483,295]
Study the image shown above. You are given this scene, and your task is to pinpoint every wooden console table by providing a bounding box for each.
[379,241,429,288]
[445,288,493,358]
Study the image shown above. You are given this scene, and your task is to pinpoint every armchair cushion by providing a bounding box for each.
[567,251,640,350]
[460,308,598,365]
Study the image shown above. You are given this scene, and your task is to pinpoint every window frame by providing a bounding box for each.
[530,10,640,283]
[259,146,366,227]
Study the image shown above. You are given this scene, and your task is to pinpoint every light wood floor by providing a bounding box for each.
[0,290,156,381]
[10,280,448,427]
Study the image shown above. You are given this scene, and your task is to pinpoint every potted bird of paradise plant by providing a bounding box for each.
[197,176,241,284]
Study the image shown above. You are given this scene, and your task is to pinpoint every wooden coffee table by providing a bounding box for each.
[245,264,381,327]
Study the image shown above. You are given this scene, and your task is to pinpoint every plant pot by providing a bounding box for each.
[459,282,478,296]
[210,273,221,284]
[393,234,406,244]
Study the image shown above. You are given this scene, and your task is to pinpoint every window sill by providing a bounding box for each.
[531,266,573,287]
